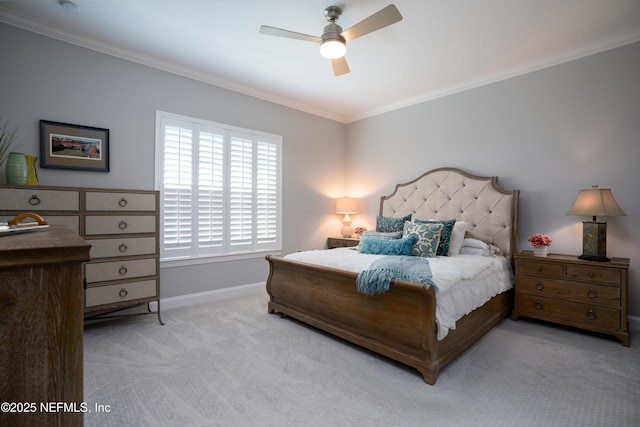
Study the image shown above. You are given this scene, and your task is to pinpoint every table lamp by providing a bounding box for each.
[335,197,358,238]
[566,185,626,262]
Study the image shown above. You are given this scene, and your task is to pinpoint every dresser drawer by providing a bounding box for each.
[0,188,80,211]
[516,260,563,278]
[85,215,156,235]
[85,257,157,284]
[566,265,621,285]
[517,294,620,329]
[85,191,156,212]
[85,279,157,307]
[0,214,80,235]
[86,237,156,259]
[517,275,620,307]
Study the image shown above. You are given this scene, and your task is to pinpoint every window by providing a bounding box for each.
[155,111,282,263]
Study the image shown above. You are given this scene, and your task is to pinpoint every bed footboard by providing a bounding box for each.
[265,255,441,384]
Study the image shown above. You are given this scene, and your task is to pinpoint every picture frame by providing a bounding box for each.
[40,120,109,172]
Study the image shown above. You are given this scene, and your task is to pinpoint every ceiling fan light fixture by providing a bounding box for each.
[320,38,346,59]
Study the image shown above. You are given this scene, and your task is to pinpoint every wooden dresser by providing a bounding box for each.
[0,185,161,323]
[512,251,629,346]
[0,226,91,427]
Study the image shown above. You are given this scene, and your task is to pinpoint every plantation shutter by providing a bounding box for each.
[256,138,279,248]
[160,121,193,258]
[157,112,281,260]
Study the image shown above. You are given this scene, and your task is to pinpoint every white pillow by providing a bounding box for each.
[448,221,467,256]
[460,237,502,256]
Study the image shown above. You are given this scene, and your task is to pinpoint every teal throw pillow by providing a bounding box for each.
[376,214,412,233]
[359,235,416,256]
[414,218,456,256]
[361,230,402,240]
[402,221,444,257]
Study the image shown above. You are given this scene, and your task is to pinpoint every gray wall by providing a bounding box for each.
[0,23,346,298]
[2,22,638,318]
[346,42,640,317]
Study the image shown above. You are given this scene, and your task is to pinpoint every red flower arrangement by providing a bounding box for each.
[354,227,367,236]
[528,233,552,247]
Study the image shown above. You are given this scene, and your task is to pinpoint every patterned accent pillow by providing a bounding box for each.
[414,218,456,256]
[361,230,402,240]
[402,221,444,258]
[376,214,412,233]
[359,235,416,256]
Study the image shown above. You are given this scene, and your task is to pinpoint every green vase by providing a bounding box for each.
[25,155,38,185]
[6,152,27,185]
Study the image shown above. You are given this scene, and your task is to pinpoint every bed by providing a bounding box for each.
[265,167,519,384]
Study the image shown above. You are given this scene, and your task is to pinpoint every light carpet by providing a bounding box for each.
[83,290,640,427]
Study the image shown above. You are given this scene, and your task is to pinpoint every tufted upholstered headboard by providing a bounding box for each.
[380,168,519,260]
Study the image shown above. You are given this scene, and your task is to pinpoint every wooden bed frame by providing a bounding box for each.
[265,167,519,384]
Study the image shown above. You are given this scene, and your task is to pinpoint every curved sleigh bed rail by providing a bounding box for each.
[266,167,519,384]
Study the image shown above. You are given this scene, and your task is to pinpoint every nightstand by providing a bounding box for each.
[327,236,360,249]
[512,251,630,346]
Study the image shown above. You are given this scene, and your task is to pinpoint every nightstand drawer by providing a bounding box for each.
[566,265,621,285]
[518,275,620,307]
[517,260,563,278]
[518,295,620,329]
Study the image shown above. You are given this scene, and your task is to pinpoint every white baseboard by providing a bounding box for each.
[148,282,265,312]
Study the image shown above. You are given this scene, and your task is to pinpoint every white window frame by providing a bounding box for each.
[155,111,282,267]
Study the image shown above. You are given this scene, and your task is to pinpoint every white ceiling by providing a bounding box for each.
[1,0,640,123]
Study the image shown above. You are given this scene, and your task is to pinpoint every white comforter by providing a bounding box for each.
[284,248,513,340]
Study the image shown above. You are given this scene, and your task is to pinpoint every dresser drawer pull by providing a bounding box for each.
[586,309,597,320]
[534,301,543,310]
[118,243,128,253]
[29,195,41,205]
[535,282,544,290]
[118,220,128,230]
[536,266,542,272]
[589,272,596,278]
[586,289,597,298]
[118,266,128,275]
[119,197,128,207]
[118,288,128,298]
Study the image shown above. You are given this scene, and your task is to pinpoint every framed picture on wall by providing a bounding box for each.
[40,120,110,172]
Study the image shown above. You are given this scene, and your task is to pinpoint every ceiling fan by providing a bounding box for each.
[260,4,403,76]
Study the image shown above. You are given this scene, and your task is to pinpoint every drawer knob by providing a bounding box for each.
[536,266,542,272]
[589,272,596,278]
[118,288,128,298]
[118,220,128,230]
[586,309,597,320]
[119,197,128,207]
[119,266,128,275]
[586,288,597,298]
[29,195,41,205]
[534,301,543,310]
[118,243,128,253]
[535,282,544,291]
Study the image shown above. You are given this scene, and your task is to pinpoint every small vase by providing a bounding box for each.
[6,152,28,185]
[25,155,38,185]
[533,246,548,257]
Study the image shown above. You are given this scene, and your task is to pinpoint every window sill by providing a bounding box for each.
[160,249,282,269]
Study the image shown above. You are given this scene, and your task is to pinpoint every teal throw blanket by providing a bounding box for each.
[356,256,436,295]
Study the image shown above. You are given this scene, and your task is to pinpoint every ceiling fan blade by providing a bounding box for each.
[259,25,322,43]
[331,57,350,76]
[341,4,403,42]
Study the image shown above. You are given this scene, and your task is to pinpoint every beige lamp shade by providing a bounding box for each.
[566,186,626,219]
[335,197,358,214]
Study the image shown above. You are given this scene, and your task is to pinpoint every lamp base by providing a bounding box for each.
[581,221,609,262]
[578,254,611,262]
